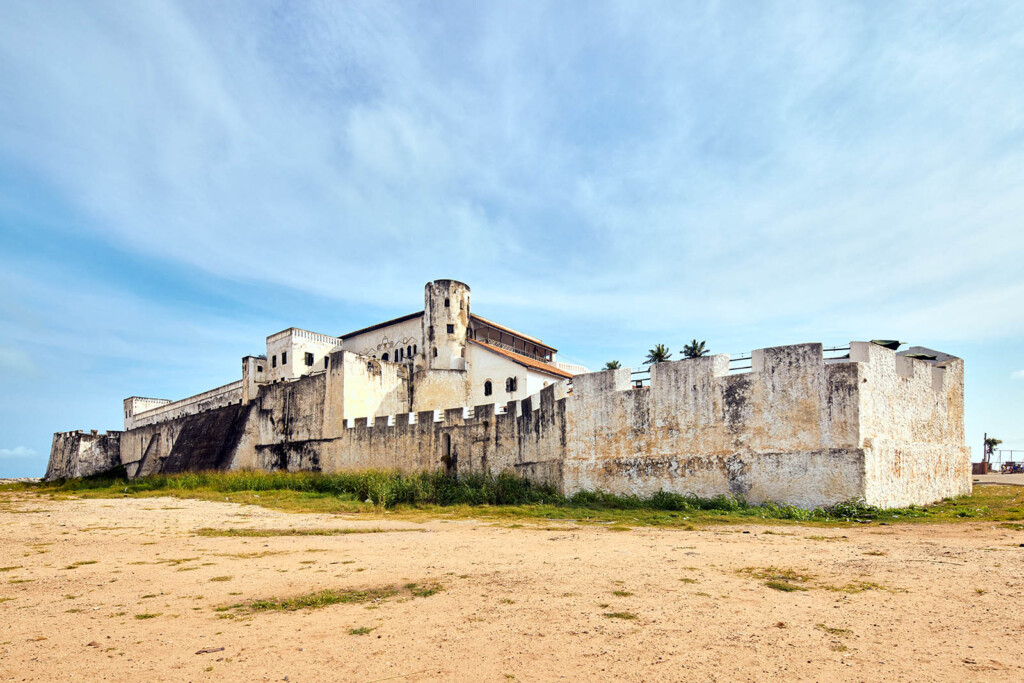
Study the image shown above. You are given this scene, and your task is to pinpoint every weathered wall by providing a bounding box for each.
[47,339,970,509]
[45,431,122,480]
[560,346,868,508]
[126,380,243,430]
[852,342,971,506]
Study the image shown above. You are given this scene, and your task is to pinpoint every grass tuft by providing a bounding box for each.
[603,612,638,620]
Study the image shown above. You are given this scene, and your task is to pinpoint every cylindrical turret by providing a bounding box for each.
[423,280,471,370]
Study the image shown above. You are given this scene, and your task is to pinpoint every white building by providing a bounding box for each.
[124,280,585,430]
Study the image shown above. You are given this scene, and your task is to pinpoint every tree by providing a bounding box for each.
[984,436,1002,463]
[682,339,709,359]
[644,344,672,365]
[603,360,621,370]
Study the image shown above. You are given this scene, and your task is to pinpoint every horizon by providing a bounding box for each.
[2,1,1022,476]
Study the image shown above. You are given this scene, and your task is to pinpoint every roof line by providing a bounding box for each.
[339,311,423,339]
[470,314,555,351]
[467,339,573,379]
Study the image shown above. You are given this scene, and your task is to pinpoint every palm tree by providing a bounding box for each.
[682,339,709,359]
[644,344,672,365]
[603,360,621,370]
[984,436,1002,464]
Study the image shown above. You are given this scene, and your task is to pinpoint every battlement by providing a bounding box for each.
[127,380,244,430]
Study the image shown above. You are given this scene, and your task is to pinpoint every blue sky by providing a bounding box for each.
[1,1,1022,477]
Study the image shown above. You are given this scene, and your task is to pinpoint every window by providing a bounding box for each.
[272,355,277,368]
[382,352,389,362]
[413,344,417,356]
[257,365,263,372]
[397,349,403,361]
[447,324,455,334]
[433,347,438,358]
[407,344,412,358]
[484,380,492,396]
[505,377,517,393]
[444,297,450,308]
[282,351,287,364]
[324,357,329,369]
[304,352,314,367]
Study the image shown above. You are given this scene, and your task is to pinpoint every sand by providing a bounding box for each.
[1,492,1022,682]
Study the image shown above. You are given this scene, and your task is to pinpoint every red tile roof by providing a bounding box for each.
[467,339,574,379]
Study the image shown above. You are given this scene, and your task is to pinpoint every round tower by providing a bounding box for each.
[423,279,471,370]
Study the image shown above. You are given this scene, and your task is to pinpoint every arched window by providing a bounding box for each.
[505,377,517,393]
[397,349,403,361]
[433,347,438,358]
[407,344,412,358]
[382,352,389,362]
[484,380,492,396]
[413,344,417,356]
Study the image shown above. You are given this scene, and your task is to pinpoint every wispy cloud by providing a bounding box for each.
[0,1,1021,341]
[0,447,36,459]
[1013,370,1024,380]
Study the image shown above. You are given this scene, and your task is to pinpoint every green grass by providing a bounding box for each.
[134,613,161,619]
[196,527,422,537]
[348,626,375,635]
[603,612,638,620]
[7,470,1024,529]
[765,581,807,592]
[222,582,442,614]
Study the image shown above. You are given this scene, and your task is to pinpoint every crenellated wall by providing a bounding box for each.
[46,430,122,480]
[45,340,970,509]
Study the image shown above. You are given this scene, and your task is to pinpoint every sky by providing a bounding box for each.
[1,0,1022,477]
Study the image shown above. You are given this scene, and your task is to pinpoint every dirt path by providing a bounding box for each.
[1,493,1022,682]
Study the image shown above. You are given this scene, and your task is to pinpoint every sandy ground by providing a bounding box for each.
[1,493,1023,682]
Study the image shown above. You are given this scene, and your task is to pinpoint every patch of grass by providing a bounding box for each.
[765,581,807,592]
[197,527,421,537]
[739,567,815,583]
[9,579,34,584]
[348,626,375,635]
[17,471,1024,529]
[863,550,887,556]
[612,590,633,597]
[975,588,988,595]
[816,623,853,636]
[134,613,161,619]
[679,578,698,584]
[209,576,232,582]
[62,560,98,570]
[0,597,14,603]
[603,612,638,620]
[140,594,159,599]
[0,566,22,573]
[406,582,443,598]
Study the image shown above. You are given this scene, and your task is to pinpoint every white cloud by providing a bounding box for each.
[0,347,36,376]
[0,447,36,459]
[1013,370,1024,380]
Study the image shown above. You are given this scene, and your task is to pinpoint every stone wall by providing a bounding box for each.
[45,340,970,509]
[45,430,122,480]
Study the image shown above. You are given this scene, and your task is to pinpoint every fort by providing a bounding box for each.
[46,280,970,508]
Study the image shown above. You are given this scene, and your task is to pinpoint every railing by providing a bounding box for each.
[627,346,854,386]
[482,338,552,364]
[133,380,244,423]
[266,327,341,346]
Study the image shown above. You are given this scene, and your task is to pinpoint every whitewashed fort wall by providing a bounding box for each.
[46,342,970,509]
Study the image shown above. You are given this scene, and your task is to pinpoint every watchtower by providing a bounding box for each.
[423,279,471,370]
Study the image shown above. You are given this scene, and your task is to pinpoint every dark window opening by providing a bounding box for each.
[444,297,450,308]
[324,357,329,369]
[505,377,517,393]
[447,324,454,334]
[484,380,492,396]
[257,365,263,372]
[407,345,412,358]
[272,355,277,368]
[433,347,438,358]
[397,349,403,361]
[413,344,418,356]
[282,351,287,364]
[304,352,314,366]
[382,352,389,362]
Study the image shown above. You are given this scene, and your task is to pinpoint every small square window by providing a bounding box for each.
[447,324,454,334]
[305,352,314,366]
[257,365,263,372]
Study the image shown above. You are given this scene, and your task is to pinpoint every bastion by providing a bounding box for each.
[46,281,970,509]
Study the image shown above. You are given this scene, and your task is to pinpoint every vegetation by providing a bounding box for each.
[643,344,672,365]
[682,339,709,358]
[5,469,1023,528]
[984,436,1002,463]
[603,360,621,370]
